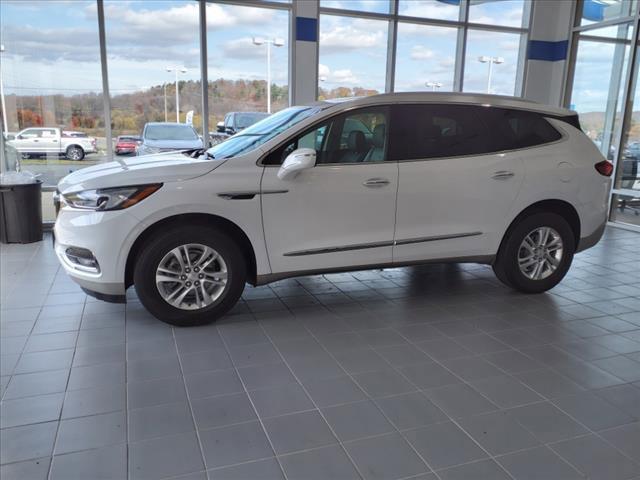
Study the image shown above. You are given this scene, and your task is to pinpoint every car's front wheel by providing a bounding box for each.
[134,225,247,326]
[493,212,575,293]
[65,145,85,161]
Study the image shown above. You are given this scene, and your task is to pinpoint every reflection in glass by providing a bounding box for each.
[394,23,458,92]
[610,193,640,226]
[104,0,201,139]
[398,0,460,21]
[580,0,636,26]
[463,30,522,96]
[616,49,640,192]
[0,0,104,188]
[320,0,390,14]
[570,24,631,159]
[468,0,528,28]
[206,3,289,128]
[318,15,389,99]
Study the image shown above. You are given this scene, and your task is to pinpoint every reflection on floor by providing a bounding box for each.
[1,228,639,480]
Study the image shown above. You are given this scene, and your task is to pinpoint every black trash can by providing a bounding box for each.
[0,180,43,244]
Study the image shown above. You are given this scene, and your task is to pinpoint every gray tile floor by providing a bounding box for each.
[1,228,640,480]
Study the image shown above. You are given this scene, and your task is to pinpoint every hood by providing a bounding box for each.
[58,151,224,193]
[142,138,203,149]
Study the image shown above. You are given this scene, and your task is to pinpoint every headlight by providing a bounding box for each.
[61,184,162,211]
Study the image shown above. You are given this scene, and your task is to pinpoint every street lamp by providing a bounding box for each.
[252,37,284,114]
[166,66,187,122]
[477,56,504,94]
[425,81,443,91]
[0,44,7,136]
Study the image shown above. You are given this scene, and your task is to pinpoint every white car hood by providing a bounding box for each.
[58,151,224,193]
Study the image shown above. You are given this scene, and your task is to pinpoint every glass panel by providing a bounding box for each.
[580,0,636,26]
[617,50,640,191]
[0,0,104,188]
[104,0,201,151]
[463,30,522,96]
[469,0,528,28]
[318,15,389,99]
[610,193,640,226]
[398,0,460,21]
[206,2,289,131]
[394,23,458,92]
[320,0,391,14]
[570,25,631,159]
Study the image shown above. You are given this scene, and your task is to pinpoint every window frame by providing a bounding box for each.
[389,102,567,163]
[259,104,392,167]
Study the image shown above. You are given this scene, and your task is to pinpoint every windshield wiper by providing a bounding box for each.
[183,148,215,159]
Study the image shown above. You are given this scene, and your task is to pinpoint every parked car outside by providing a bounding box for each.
[54,92,611,326]
[209,111,269,145]
[8,127,97,160]
[115,135,141,155]
[137,122,202,156]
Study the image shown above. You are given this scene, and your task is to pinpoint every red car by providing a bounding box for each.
[114,135,140,155]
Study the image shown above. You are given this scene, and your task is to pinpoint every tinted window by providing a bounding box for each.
[144,124,198,141]
[390,104,491,161]
[484,108,562,150]
[262,106,389,165]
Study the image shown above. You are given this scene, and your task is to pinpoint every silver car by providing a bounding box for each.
[137,122,203,156]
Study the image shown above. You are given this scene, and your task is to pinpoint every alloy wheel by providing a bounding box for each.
[517,226,564,281]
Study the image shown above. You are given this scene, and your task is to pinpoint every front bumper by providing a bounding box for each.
[54,207,141,297]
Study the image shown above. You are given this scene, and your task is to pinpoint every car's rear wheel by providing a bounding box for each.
[493,212,575,293]
[66,145,85,161]
[134,225,247,326]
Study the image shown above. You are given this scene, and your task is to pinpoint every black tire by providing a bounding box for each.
[133,225,247,326]
[66,145,85,161]
[493,212,575,293]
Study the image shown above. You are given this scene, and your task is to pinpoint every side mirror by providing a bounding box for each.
[216,122,225,133]
[16,134,23,140]
[225,127,235,135]
[277,148,316,180]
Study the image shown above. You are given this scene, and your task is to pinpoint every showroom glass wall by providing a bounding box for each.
[566,0,640,228]
[318,0,530,97]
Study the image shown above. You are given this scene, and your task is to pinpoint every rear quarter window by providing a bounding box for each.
[484,108,562,151]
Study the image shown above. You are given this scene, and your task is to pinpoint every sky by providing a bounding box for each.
[0,0,634,113]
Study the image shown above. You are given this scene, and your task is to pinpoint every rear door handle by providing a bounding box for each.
[492,170,515,180]
[363,178,390,187]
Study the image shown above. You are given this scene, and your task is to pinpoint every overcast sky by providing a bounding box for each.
[0,0,632,113]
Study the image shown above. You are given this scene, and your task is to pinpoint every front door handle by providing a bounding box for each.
[363,178,390,188]
[492,170,515,180]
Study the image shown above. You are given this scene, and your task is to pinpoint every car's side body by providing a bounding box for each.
[8,127,97,157]
[54,92,610,304]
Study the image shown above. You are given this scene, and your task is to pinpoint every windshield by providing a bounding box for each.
[208,106,321,159]
[236,113,269,129]
[145,124,198,141]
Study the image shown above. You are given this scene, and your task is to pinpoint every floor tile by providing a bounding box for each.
[551,434,640,480]
[374,392,447,430]
[192,392,256,429]
[322,400,394,442]
[128,376,188,409]
[3,369,69,399]
[209,457,284,480]
[185,369,243,399]
[0,421,57,464]
[352,369,416,397]
[302,375,367,407]
[279,445,359,480]
[458,411,540,455]
[237,363,297,391]
[199,421,273,469]
[55,410,126,454]
[0,392,64,428]
[552,392,635,431]
[423,383,498,418]
[600,422,640,463]
[508,401,588,443]
[404,421,488,470]
[344,432,429,480]
[50,444,127,480]
[498,446,584,480]
[249,383,313,418]
[61,384,125,419]
[129,401,194,441]
[438,459,511,480]
[470,375,543,408]
[129,432,204,480]
[0,457,50,480]
[263,410,337,454]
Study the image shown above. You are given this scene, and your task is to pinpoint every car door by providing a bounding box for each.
[38,128,60,154]
[391,103,525,263]
[261,105,398,273]
[12,128,42,154]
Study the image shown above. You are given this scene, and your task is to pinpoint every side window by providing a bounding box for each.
[224,114,233,129]
[262,106,389,165]
[41,129,56,137]
[20,129,40,138]
[489,109,562,150]
[390,104,490,161]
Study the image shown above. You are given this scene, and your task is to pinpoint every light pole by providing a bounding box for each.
[0,44,7,136]
[252,37,284,113]
[166,66,187,122]
[425,81,443,91]
[477,56,504,94]
[163,84,168,122]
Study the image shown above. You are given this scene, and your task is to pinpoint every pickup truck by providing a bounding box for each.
[209,111,269,145]
[8,127,97,161]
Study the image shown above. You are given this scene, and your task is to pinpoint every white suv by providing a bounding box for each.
[54,93,612,326]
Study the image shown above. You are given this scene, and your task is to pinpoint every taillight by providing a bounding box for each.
[595,160,613,176]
